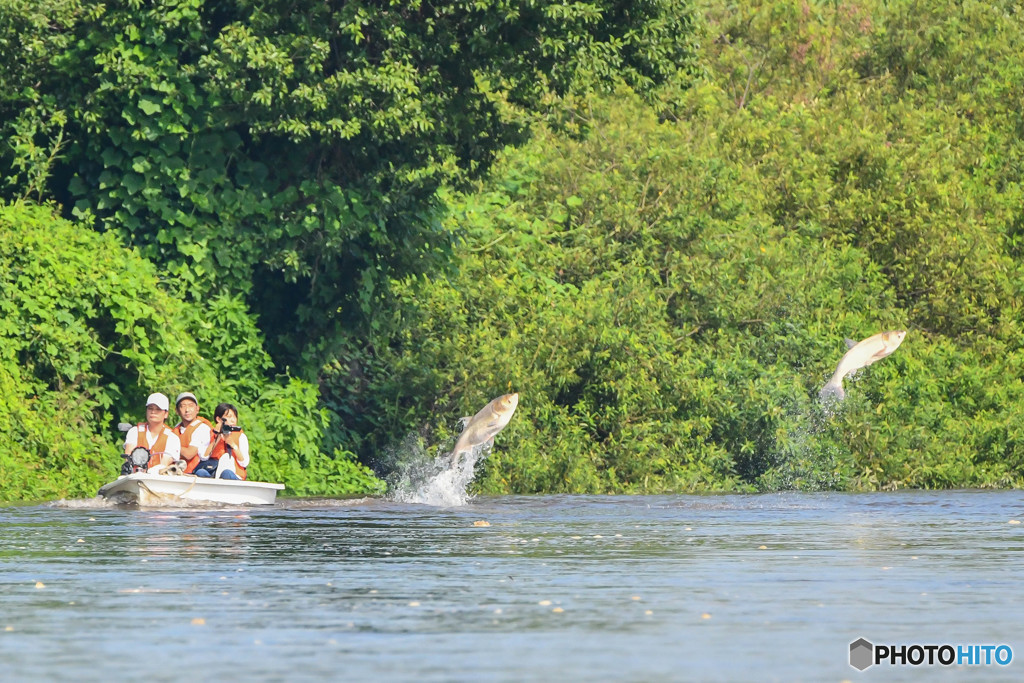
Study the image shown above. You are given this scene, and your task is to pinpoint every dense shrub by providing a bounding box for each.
[6,1,1024,498]
[327,4,1024,491]
[0,202,383,501]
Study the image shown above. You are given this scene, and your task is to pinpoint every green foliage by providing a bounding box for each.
[696,0,1024,339]
[0,0,698,501]
[0,361,107,502]
[5,0,1024,499]
[0,0,701,369]
[245,377,384,497]
[0,200,211,500]
[0,201,384,502]
[0,0,90,200]
[179,292,274,404]
[329,0,1024,492]
[0,202,212,411]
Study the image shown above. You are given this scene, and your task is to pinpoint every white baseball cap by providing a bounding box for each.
[145,393,170,411]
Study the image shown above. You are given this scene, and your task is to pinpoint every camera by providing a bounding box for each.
[219,424,242,434]
[120,446,150,475]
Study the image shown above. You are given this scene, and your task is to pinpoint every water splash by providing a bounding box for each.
[49,496,118,509]
[756,371,862,491]
[384,421,492,507]
[817,387,843,419]
[817,367,869,419]
[762,404,845,491]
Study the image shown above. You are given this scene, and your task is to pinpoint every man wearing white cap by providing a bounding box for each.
[172,391,212,474]
[122,392,181,473]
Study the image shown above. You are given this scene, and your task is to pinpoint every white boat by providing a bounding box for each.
[98,472,285,506]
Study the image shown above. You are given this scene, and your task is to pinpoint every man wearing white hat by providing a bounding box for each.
[122,392,181,473]
[172,391,212,474]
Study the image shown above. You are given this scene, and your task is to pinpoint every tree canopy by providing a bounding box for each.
[4,0,1024,501]
[0,0,701,500]
[2,0,700,365]
[325,0,1024,492]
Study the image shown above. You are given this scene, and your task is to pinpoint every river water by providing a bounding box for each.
[1,491,1022,681]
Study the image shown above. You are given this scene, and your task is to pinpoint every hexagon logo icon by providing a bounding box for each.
[850,638,874,671]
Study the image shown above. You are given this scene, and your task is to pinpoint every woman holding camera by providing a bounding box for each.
[194,402,249,480]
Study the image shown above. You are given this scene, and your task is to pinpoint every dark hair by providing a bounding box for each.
[213,402,239,421]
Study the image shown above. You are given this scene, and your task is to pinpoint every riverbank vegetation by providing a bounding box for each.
[3,0,1024,501]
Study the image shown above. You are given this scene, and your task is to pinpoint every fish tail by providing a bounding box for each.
[819,377,845,402]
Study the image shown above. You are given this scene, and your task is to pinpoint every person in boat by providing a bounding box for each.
[172,391,213,474]
[122,392,181,474]
[194,402,249,480]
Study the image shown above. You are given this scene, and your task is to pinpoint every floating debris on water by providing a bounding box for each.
[34,582,45,589]
[191,618,205,626]
[473,520,491,527]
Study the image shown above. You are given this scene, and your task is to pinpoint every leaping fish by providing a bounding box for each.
[449,393,519,466]
[820,330,907,401]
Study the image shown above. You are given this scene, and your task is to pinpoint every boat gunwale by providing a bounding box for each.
[98,472,285,506]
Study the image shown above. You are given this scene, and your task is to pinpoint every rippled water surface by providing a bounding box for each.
[2,491,1023,681]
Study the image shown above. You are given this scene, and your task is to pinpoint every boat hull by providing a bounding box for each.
[98,473,284,506]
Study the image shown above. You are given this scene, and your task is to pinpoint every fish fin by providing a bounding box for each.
[872,344,897,360]
[844,338,857,349]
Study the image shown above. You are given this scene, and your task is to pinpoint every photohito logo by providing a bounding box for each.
[849,638,1013,671]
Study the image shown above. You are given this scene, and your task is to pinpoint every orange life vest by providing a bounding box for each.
[136,423,171,470]
[208,429,247,480]
[174,416,212,474]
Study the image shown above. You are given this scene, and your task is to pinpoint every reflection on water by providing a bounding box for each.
[2,491,1023,681]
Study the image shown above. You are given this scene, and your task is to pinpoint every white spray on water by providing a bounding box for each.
[386,393,519,506]
[386,417,496,507]
[758,365,881,490]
